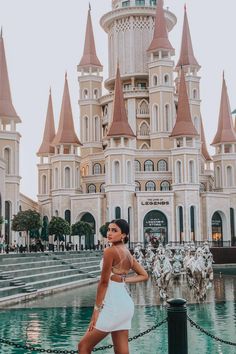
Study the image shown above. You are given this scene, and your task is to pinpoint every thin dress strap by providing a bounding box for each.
[112,246,133,269]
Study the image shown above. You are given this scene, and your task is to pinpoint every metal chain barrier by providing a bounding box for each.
[0,318,167,353]
[187,315,236,347]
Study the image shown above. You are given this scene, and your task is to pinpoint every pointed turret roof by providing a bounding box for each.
[212,74,236,145]
[170,68,198,138]
[147,0,174,54]
[37,89,56,155]
[176,6,200,69]
[0,32,21,122]
[52,74,81,146]
[78,6,102,69]
[201,118,212,161]
[107,65,135,138]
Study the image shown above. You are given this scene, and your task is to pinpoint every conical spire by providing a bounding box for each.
[107,65,135,138]
[170,68,198,138]
[52,74,81,146]
[212,74,236,145]
[37,89,56,155]
[201,118,212,161]
[147,0,174,54]
[176,6,200,69]
[78,6,102,68]
[0,33,20,122]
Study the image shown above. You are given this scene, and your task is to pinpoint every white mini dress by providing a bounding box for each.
[95,250,135,332]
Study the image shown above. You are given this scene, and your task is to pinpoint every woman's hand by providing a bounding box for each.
[88,309,100,332]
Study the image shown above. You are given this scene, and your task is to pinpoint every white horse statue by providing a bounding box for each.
[133,243,144,266]
[153,252,172,300]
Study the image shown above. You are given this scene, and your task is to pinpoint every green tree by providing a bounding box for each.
[12,210,41,250]
[41,216,49,243]
[48,217,70,250]
[99,222,110,238]
[71,221,93,249]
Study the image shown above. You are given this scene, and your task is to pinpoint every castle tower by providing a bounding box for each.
[176,6,201,138]
[211,74,236,191]
[104,65,136,227]
[170,68,200,242]
[147,0,175,150]
[50,74,82,218]
[0,32,21,243]
[78,6,103,156]
[37,90,55,217]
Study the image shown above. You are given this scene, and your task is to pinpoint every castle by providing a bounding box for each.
[1,0,236,247]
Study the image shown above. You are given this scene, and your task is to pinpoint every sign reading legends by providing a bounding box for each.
[141,198,170,206]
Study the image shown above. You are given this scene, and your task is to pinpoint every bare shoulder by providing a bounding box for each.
[103,247,114,258]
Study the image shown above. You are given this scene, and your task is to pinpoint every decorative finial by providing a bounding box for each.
[89,2,91,11]
[0,27,2,38]
[223,70,225,79]
[65,71,67,80]
[184,3,187,11]
[49,87,51,95]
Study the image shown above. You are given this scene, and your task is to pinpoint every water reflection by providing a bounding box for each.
[0,272,235,354]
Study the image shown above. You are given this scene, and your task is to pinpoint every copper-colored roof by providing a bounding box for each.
[37,90,56,155]
[107,66,135,138]
[170,68,198,138]
[212,74,236,145]
[52,74,81,146]
[147,0,174,54]
[0,33,21,122]
[78,7,102,68]
[176,6,200,69]
[201,117,212,161]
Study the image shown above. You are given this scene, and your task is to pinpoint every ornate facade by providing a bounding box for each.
[37,0,236,248]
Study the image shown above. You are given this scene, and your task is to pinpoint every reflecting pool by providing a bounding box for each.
[0,270,235,354]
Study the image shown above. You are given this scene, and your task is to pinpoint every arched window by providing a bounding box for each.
[139,100,149,115]
[93,163,102,175]
[65,210,71,224]
[127,161,132,184]
[145,181,156,191]
[3,148,11,174]
[100,183,105,193]
[88,184,96,193]
[86,165,89,176]
[164,74,169,85]
[65,167,71,188]
[135,160,141,172]
[189,160,195,183]
[115,206,121,219]
[54,168,59,189]
[157,159,167,171]
[82,167,85,177]
[164,104,170,131]
[226,166,233,187]
[215,166,221,188]
[144,160,154,171]
[178,206,184,242]
[135,181,141,191]
[160,181,170,191]
[176,161,182,183]
[94,116,100,141]
[93,89,99,99]
[153,105,159,132]
[42,175,47,194]
[114,161,120,183]
[153,75,158,86]
[83,89,89,99]
[84,116,89,142]
[193,89,198,99]
[190,206,195,241]
[140,122,149,136]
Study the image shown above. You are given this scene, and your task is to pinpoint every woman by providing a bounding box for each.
[78,219,148,354]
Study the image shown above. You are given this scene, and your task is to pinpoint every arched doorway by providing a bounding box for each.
[81,213,96,249]
[143,210,168,247]
[212,211,223,245]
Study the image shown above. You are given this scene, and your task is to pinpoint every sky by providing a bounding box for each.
[0,0,235,200]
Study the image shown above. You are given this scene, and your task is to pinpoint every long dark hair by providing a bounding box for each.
[110,219,129,244]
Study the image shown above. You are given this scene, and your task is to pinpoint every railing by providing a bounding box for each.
[129,240,233,250]
[1,298,235,353]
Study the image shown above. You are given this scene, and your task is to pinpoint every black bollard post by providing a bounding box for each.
[167,298,188,354]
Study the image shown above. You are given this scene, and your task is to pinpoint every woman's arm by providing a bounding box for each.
[125,258,148,284]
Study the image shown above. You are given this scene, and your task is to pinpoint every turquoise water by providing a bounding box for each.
[0,273,235,354]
